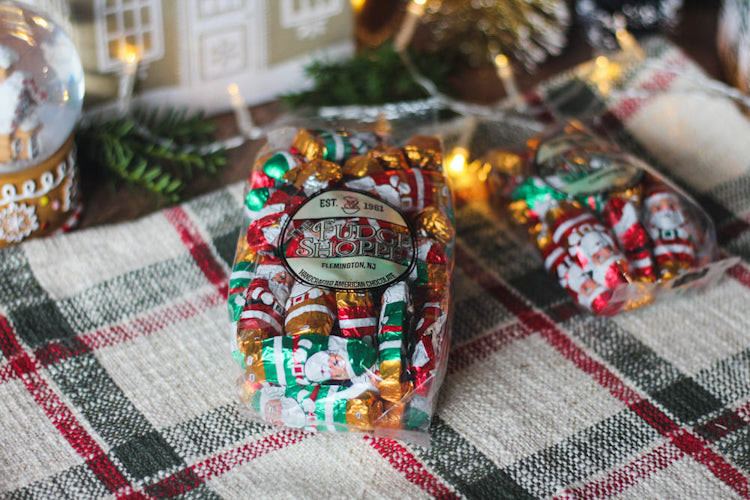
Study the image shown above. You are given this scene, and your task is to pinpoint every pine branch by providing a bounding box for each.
[281,43,459,108]
[76,108,227,203]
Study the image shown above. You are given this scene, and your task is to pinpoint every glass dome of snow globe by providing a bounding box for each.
[0,1,84,171]
[0,1,85,247]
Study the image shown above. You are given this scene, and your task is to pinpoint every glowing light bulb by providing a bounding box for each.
[227,83,242,106]
[492,52,519,102]
[449,147,468,173]
[586,56,622,97]
[227,83,257,139]
[494,53,509,69]
[615,27,645,60]
[394,0,427,52]
[122,44,139,66]
[117,44,140,112]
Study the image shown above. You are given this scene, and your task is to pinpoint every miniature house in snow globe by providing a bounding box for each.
[0,0,84,247]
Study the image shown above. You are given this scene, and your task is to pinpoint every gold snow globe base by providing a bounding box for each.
[0,134,81,249]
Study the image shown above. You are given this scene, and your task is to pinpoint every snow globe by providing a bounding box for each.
[0,1,84,247]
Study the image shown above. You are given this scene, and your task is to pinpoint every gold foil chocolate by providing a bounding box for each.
[238,329,265,367]
[336,290,378,341]
[283,158,342,188]
[369,146,410,170]
[413,206,455,245]
[284,283,336,336]
[244,352,267,384]
[292,129,326,160]
[378,400,407,429]
[234,233,258,264]
[346,392,383,430]
[485,150,525,177]
[404,135,443,171]
[343,154,384,178]
[378,359,407,403]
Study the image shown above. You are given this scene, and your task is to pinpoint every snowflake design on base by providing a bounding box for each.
[0,203,39,243]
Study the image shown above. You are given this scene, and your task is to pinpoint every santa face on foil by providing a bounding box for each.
[255,263,291,304]
[565,263,609,310]
[263,397,306,428]
[643,188,696,278]
[304,351,352,382]
[568,227,619,286]
[645,192,687,235]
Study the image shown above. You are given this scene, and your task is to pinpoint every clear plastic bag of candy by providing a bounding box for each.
[487,120,739,316]
[229,127,455,444]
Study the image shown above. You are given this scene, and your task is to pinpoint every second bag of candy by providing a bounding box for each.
[228,127,455,444]
[487,120,737,316]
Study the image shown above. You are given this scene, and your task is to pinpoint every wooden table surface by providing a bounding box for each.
[77,0,724,229]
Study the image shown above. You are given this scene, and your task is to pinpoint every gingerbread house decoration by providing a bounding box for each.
[14,114,43,161]
[0,46,45,165]
[59,0,354,113]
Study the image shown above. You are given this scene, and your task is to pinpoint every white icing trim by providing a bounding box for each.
[0,155,73,205]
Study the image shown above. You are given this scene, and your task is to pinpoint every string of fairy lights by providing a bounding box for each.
[101,0,750,188]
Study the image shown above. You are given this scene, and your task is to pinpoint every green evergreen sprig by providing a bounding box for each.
[76,108,227,203]
[281,44,459,108]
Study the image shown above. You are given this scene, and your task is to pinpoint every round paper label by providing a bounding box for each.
[280,189,416,290]
[535,131,642,197]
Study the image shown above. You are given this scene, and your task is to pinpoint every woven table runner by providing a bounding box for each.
[2,37,750,499]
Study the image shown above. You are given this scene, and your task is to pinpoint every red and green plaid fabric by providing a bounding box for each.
[3,37,750,498]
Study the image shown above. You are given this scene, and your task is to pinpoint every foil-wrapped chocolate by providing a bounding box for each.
[403,135,443,172]
[246,333,377,387]
[643,180,697,280]
[237,278,286,367]
[284,282,337,337]
[600,188,656,283]
[250,383,383,431]
[410,287,447,395]
[376,282,411,403]
[336,290,378,343]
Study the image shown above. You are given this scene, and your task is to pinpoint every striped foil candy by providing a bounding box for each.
[249,383,382,432]
[377,281,411,403]
[237,278,286,368]
[291,129,375,165]
[410,287,447,395]
[254,253,293,307]
[245,190,307,252]
[336,290,378,343]
[251,334,377,387]
[410,238,450,287]
[284,282,337,337]
[602,193,657,283]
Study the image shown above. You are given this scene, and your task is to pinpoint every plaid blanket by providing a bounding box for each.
[2,37,750,499]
